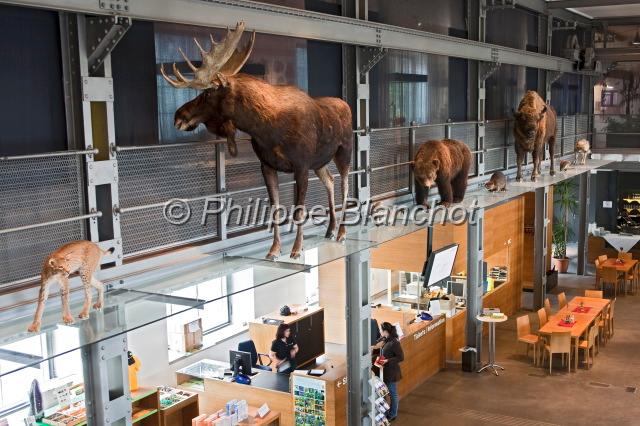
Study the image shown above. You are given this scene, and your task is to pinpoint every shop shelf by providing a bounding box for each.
[132,408,159,424]
[0,160,614,379]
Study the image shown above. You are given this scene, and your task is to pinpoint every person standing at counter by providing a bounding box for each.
[378,322,404,421]
[270,323,299,374]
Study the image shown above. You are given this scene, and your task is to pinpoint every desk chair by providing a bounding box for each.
[537,307,548,328]
[542,332,572,375]
[517,315,539,366]
[598,254,608,263]
[238,340,272,372]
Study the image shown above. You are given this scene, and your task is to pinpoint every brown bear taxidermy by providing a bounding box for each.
[162,22,353,259]
[413,139,471,207]
[27,241,113,333]
[513,90,557,181]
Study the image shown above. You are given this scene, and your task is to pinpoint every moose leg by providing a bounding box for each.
[314,166,336,239]
[59,275,74,325]
[291,169,309,259]
[261,164,282,260]
[27,278,53,332]
[548,136,556,176]
[336,156,351,243]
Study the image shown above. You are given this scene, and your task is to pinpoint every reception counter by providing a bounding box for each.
[176,358,346,426]
[371,305,446,398]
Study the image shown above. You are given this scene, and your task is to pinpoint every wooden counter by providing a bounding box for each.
[178,359,346,426]
[371,306,446,399]
[445,308,466,362]
[249,306,324,368]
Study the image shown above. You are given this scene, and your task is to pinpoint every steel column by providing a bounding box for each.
[577,172,590,275]
[77,14,122,263]
[533,186,549,310]
[215,144,228,240]
[466,207,484,359]
[81,307,131,425]
[345,250,373,426]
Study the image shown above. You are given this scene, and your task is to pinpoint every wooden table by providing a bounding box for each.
[601,258,638,294]
[538,296,610,371]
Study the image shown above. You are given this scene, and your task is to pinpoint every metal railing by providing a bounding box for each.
[0,115,591,284]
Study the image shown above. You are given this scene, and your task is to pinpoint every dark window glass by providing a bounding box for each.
[486,6,537,50]
[0,5,66,156]
[486,64,526,120]
[368,0,465,36]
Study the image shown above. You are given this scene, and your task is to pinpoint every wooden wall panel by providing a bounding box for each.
[318,259,346,345]
[370,229,427,273]
[446,309,466,362]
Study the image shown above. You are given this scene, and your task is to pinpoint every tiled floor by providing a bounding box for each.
[394,273,640,426]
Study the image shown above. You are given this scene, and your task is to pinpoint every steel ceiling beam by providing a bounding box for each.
[0,0,593,74]
[517,0,592,25]
[547,0,640,8]
[595,47,640,62]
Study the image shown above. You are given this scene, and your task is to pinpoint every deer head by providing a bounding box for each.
[161,21,255,157]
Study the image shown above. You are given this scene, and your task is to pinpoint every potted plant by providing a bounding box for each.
[552,180,578,273]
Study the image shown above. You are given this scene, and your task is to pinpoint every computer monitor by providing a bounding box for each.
[449,280,466,298]
[422,244,459,288]
[229,350,252,377]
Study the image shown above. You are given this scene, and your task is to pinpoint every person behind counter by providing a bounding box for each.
[270,323,299,374]
[377,322,404,421]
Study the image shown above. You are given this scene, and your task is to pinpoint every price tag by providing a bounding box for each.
[55,385,72,408]
[257,403,270,418]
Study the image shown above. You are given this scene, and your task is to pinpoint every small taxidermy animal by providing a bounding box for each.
[484,171,507,192]
[27,241,113,333]
[575,139,590,165]
[559,160,572,172]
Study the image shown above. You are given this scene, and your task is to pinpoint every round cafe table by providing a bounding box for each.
[476,314,508,376]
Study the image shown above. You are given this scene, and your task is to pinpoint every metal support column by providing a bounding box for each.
[77,14,124,263]
[215,144,228,240]
[346,250,372,426]
[577,172,590,275]
[81,307,131,425]
[466,207,484,359]
[533,186,549,310]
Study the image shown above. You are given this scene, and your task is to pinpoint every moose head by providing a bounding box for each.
[160,22,256,157]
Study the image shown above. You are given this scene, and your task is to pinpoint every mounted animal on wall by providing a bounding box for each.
[162,22,353,259]
[27,241,113,333]
[513,90,557,181]
[413,139,471,207]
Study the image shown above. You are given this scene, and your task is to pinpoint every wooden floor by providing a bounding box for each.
[394,273,640,426]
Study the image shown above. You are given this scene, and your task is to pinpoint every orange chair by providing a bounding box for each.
[517,315,539,366]
[557,292,567,310]
[598,254,608,263]
[537,307,548,328]
[542,332,572,374]
[544,298,553,318]
[579,325,599,370]
[594,259,603,289]
[585,290,603,298]
[601,267,623,298]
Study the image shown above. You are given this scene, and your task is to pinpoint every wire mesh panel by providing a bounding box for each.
[576,114,589,136]
[0,156,86,283]
[484,120,507,172]
[305,163,355,215]
[225,143,294,235]
[562,115,576,155]
[450,123,477,176]
[506,119,517,168]
[414,125,446,146]
[118,144,218,255]
[370,128,410,198]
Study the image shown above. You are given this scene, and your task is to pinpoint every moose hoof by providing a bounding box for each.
[93,302,103,311]
[336,227,346,243]
[78,312,89,320]
[531,176,538,182]
[290,249,303,259]
[27,322,41,333]
[63,315,75,325]
[325,230,336,239]
[265,252,279,261]
[516,176,523,182]
[550,170,556,176]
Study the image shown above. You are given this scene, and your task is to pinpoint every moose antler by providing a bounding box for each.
[161,21,256,89]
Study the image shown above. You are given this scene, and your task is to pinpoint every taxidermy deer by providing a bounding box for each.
[161,22,353,259]
[27,241,113,333]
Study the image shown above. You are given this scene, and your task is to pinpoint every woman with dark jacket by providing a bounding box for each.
[378,322,404,421]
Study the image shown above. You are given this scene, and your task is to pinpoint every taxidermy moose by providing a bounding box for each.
[162,22,353,259]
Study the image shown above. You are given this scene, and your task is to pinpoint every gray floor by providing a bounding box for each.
[395,273,640,426]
